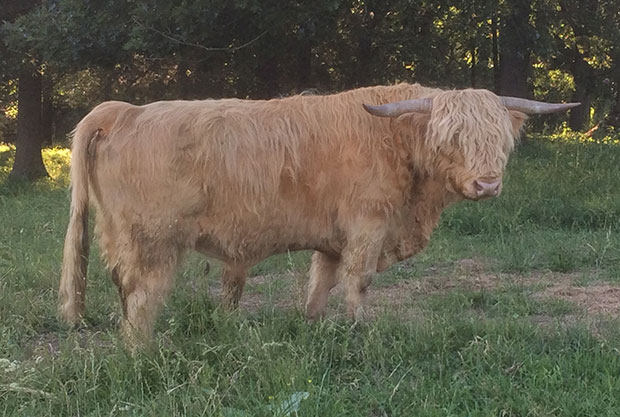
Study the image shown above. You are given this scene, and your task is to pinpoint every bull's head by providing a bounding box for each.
[364,90,579,201]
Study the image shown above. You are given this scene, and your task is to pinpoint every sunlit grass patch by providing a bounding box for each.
[539,126,620,145]
[0,142,15,179]
[42,147,71,186]
[0,143,70,187]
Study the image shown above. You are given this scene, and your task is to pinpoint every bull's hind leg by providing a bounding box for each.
[113,236,181,344]
[118,260,178,344]
[305,251,339,321]
[221,264,248,309]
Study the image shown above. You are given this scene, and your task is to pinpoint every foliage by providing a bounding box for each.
[1,0,620,140]
[1,0,132,71]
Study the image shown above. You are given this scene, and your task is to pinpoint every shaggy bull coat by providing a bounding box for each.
[59,83,525,341]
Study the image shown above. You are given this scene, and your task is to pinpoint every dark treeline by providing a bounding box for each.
[1,0,620,180]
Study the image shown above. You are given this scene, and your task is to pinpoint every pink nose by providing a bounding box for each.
[474,179,501,197]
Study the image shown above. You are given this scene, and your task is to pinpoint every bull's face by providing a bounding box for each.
[426,90,525,201]
[364,89,579,201]
[433,115,524,201]
[433,144,510,202]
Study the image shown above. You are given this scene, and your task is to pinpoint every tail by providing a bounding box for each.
[58,122,102,325]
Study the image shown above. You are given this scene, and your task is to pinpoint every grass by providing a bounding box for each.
[1,136,620,416]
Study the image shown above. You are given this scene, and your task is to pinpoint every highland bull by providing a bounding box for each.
[58,83,578,341]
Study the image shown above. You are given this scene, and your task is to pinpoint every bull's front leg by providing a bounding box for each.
[339,216,387,320]
[221,264,249,309]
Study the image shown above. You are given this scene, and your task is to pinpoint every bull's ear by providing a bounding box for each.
[393,112,430,129]
[390,112,431,144]
[509,110,528,137]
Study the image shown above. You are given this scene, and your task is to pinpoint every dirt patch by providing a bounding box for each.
[208,271,306,314]
[455,257,488,275]
[27,329,116,359]
[203,260,620,326]
[29,332,62,357]
[536,283,620,315]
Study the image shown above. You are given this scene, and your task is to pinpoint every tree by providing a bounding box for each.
[1,0,49,181]
[9,64,48,180]
[2,0,135,181]
[498,0,533,98]
[537,0,620,131]
[3,0,617,143]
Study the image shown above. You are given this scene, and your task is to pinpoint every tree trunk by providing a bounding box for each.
[296,36,312,92]
[41,74,53,146]
[491,15,500,93]
[350,1,384,88]
[498,1,531,98]
[568,87,591,131]
[606,81,620,128]
[9,66,49,182]
[355,29,373,87]
[558,0,596,131]
[567,45,593,131]
[257,55,279,99]
[176,48,195,100]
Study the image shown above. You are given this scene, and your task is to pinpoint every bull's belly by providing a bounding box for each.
[192,215,344,266]
[195,236,338,264]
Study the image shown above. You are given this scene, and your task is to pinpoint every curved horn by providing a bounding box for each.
[501,97,581,114]
[363,98,433,117]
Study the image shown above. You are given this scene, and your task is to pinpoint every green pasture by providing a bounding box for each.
[1,136,620,416]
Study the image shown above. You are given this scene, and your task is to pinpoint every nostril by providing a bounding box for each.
[474,180,485,192]
[474,179,501,196]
